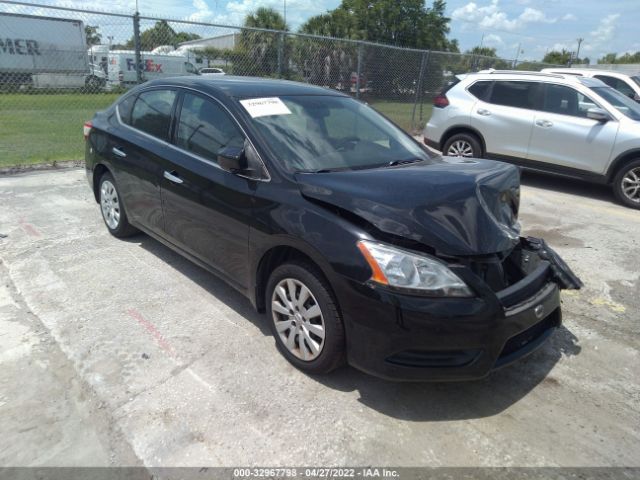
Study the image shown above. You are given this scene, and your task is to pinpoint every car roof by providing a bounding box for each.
[143,76,347,99]
[462,70,608,87]
[541,68,638,79]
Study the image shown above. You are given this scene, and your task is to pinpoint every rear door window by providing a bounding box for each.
[175,92,244,163]
[489,81,543,110]
[130,89,177,141]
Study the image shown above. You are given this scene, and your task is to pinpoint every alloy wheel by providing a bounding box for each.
[621,167,640,204]
[271,278,326,361]
[447,140,474,157]
[100,180,121,230]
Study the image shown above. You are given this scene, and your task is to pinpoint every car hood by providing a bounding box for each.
[295,157,521,256]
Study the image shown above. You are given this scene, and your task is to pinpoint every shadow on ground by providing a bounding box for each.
[129,233,581,422]
[313,325,579,421]
[519,170,614,204]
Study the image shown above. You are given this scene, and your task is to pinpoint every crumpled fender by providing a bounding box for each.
[524,236,583,290]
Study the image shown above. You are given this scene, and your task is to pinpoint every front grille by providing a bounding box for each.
[386,349,481,368]
[495,307,561,367]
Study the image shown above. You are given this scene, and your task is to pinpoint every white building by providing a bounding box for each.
[178,33,240,51]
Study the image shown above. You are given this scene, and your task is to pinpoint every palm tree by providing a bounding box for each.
[244,7,288,31]
[240,7,289,76]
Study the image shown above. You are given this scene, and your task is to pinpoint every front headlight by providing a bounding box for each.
[357,240,473,297]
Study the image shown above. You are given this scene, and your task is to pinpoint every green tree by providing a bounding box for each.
[174,31,201,44]
[300,0,454,51]
[515,61,546,71]
[542,49,587,66]
[298,0,456,99]
[119,21,201,50]
[598,52,640,64]
[85,25,101,46]
[239,7,289,77]
[598,53,618,64]
[139,20,200,50]
[466,46,497,57]
[244,6,288,31]
[445,45,508,74]
[543,49,571,65]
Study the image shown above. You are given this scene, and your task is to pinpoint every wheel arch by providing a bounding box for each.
[92,163,110,203]
[440,125,486,156]
[253,242,337,314]
[606,149,640,184]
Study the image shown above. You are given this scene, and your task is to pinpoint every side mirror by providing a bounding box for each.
[587,107,609,122]
[218,146,247,173]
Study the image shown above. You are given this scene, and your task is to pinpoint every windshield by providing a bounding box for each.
[241,95,433,173]
[591,86,640,120]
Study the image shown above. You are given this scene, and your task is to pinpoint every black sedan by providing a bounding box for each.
[84,76,582,381]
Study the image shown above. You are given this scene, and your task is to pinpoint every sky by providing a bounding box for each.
[3,0,639,61]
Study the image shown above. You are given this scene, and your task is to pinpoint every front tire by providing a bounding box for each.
[98,172,138,237]
[613,159,640,209]
[266,262,345,374]
[443,133,482,158]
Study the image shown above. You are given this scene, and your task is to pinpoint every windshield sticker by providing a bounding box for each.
[240,97,292,118]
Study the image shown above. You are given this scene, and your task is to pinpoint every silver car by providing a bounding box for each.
[423,71,640,209]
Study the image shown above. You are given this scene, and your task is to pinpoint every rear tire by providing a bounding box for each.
[613,159,640,209]
[98,172,138,237]
[266,261,345,374]
[443,133,482,158]
[85,75,103,92]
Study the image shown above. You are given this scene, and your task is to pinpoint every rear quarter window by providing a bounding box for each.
[117,94,137,125]
[440,77,460,95]
[594,75,635,98]
[467,81,491,100]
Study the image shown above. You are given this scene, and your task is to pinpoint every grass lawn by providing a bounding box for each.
[0,94,433,167]
[0,93,120,167]
[367,100,433,132]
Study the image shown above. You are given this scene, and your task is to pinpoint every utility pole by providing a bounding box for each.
[513,43,522,68]
[576,37,584,62]
[479,33,484,49]
[283,0,286,26]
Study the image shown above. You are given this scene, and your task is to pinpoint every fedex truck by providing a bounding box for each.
[0,12,106,89]
[107,50,199,86]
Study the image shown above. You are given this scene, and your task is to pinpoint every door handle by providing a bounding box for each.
[163,170,184,184]
[477,108,491,116]
[535,119,554,128]
[112,147,127,158]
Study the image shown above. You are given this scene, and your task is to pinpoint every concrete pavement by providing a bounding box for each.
[0,168,638,467]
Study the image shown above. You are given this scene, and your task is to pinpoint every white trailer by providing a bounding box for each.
[0,12,106,89]
[0,12,106,88]
[107,50,199,86]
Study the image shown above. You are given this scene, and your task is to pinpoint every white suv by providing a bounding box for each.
[541,68,640,103]
[423,71,640,209]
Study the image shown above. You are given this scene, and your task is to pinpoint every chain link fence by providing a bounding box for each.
[0,0,557,167]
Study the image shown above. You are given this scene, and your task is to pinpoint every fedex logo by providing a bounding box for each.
[126,58,163,73]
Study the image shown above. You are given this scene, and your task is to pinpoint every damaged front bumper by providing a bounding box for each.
[338,237,581,381]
